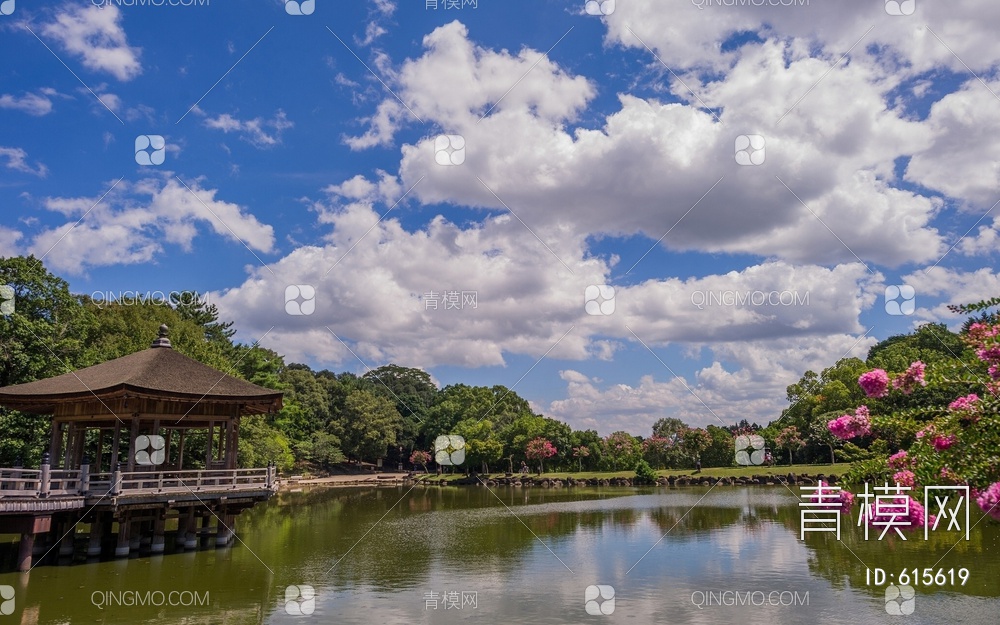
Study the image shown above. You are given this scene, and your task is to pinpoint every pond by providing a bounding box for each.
[4,484,998,624]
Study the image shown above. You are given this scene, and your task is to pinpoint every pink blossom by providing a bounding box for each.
[858,369,890,398]
[827,406,872,440]
[976,347,1000,363]
[865,496,935,530]
[892,361,927,395]
[968,323,1000,341]
[939,467,961,485]
[975,482,1000,522]
[932,435,957,452]
[887,450,910,471]
[892,470,916,488]
[915,424,935,440]
[949,394,980,412]
[806,484,854,515]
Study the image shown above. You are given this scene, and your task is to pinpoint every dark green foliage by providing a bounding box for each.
[633,459,658,484]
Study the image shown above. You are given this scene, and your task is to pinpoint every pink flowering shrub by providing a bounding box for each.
[932,435,956,452]
[892,361,927,394]
[828,406,872,440]
[858,369,890,398]
[915,424,934,440]
[805,484,855,515]
[976,482,1000,522]
[865,496,935,531]
[842,321,1000,511]
[948,394,980,412]
[887,450,910,471]
[892,470,916,488]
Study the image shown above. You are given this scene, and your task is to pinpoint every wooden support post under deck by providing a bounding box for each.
[114,514,131,558]
[16,533,35,572]
[183,508,197,549]
[199,515,212,548]
[151,515,166,553]
[58,521,75,557]
[216,513,235,547]
[87,514,104,557]
[128,519,142,551]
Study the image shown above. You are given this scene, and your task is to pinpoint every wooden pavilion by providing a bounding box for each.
[0,325,283,571]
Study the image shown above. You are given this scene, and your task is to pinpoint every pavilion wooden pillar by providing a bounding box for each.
[61,423,74,468]
[95,429,105,473]
[71,425,85,469]
[110,420,122,471]
[206,421,215,467]
[223,408,239,469]
[126,415,140,472]
[177,430,186,470]
[163,429,172,469]
[49,421,63,468]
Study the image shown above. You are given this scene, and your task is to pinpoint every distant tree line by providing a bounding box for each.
[4,255,971,476]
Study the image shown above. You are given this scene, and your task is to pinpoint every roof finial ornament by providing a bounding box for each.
[151,323,172,349]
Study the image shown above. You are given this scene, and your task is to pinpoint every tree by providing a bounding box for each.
[570,429,602,470]
[603,432,640,471]
[701,425,736,468]
[338,389,403,462]
[572,446,590,472]
[410,449,431,473]
[525,437,557,473]
[453,418,504,473]
[238,415,294,471]
[652,417,686,440]
[809,413,844,464]
[681,428,712,467]
[363,364,437,456]
[641,436,673,469]
[297,431,345,469]
[775,426,806,466]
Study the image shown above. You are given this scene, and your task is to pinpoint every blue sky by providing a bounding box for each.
[2,0,999,435]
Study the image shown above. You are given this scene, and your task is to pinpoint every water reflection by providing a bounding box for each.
[2,485,997,624]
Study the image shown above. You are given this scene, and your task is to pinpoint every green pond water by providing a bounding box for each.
[2,485,998,624]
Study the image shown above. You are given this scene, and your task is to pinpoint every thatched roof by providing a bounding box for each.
[0,326,282,415]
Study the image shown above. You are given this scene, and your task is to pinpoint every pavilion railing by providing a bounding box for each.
[0,459,277,499]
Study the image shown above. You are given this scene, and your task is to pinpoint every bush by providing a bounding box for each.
[842,456,891,487]
[633,459,658,484]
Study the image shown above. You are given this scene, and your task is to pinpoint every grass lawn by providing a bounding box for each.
[412,463,852,483]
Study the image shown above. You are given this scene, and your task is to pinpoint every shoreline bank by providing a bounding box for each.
[277,471,843,491]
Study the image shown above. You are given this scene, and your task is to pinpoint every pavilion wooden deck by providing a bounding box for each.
[0,462,278,571]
